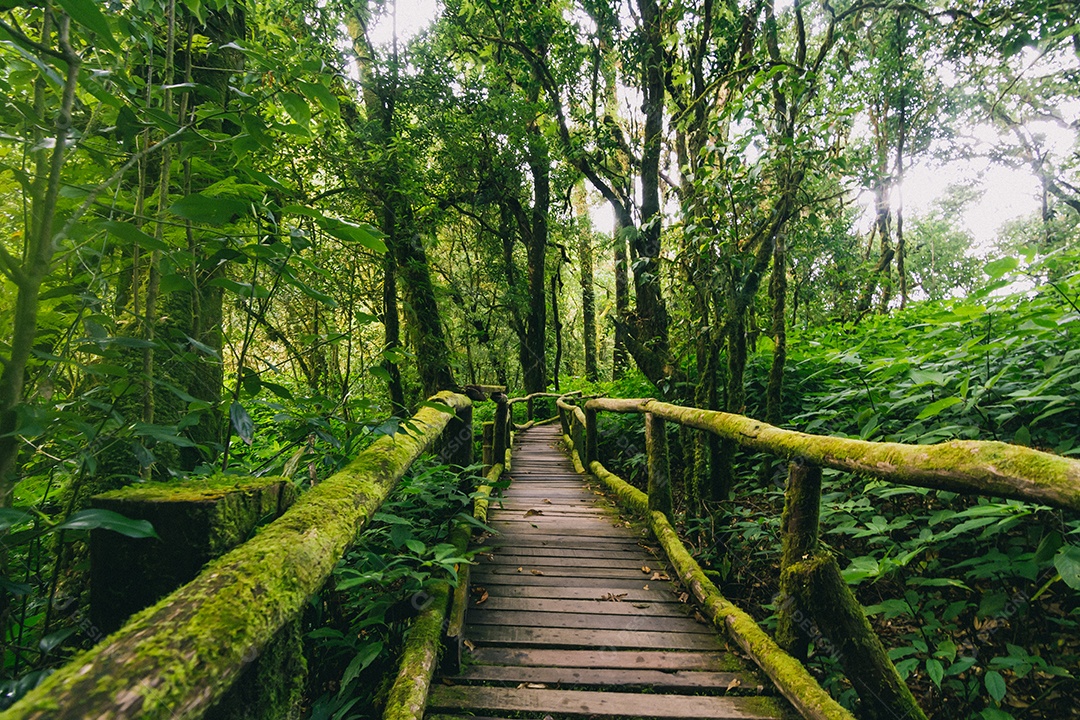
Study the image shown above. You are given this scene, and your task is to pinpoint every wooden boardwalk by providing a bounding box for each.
[428,424,792,720]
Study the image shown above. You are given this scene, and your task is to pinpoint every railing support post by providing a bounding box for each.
[776,461,821,660]
[441,402,473,468]
[481,421,494,476]
[645,412,673,521]
[493,394,509,466]
[585,406,598,467]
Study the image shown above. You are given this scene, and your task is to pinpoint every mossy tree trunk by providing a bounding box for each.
[776,461,820,660]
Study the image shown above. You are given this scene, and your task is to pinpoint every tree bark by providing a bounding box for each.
[579,230,598,382]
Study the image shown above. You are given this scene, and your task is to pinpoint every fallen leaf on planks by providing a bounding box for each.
[475,590,489,605]
[600,592,627,602]
[530,569,545,576]
[524,508,544,517]
[542,498,552,504]
[650,572,670,581]
[641,566,652,574]
[727,677,742,691]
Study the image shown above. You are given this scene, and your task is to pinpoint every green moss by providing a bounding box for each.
[382,582,451,720]
[644,400,1080,511]
[2,392,472,720]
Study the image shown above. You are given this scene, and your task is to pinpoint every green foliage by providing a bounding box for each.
[304,459,482,719]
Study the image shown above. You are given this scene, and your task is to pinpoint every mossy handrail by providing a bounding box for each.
[2,391,473,720]
[581,396,1080,511]
[558,393,1080,719]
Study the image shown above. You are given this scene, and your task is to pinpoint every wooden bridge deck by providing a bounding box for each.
[428,424,793,720]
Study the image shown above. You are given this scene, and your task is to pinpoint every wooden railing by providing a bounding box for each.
[556,394,1080,720]
[1,390,492,720]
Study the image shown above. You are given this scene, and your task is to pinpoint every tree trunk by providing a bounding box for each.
[612,212,630,380]
[580,230,598,382]
[765,231,787,425]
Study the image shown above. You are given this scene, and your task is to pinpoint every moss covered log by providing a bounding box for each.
[582,457,853,720]
[1,392,471,720]
[382,581,451,720]
[581,397,1080,511]
[783,552,928,720]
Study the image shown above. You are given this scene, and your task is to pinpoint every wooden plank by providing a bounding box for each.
[468,609,714,634]
[467,647,743,671]
[476,555,651,570]
[467,584,675,602]
[481,534,649,549]
[449,664,751,692]
[468,625,724,650]
[428,686,783,719]
[476,546,656,561]
[476,565,666,580]
[472,572,665,590]
[472,596,691,616]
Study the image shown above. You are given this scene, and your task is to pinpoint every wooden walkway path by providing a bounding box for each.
[428,424,792,720]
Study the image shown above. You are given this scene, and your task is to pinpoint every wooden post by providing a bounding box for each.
[585,406,598,467]
[776,461,821,660]
[481,422,494,476]
[441,402,473,468]
[644,412,673,521]
[493,395,508,466]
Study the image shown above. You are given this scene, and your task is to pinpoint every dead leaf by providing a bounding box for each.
[517,566,524,573]
[463,639,475,651]
[526,683,547,689]
[530,569,545,576]
[727,677,742,691]
[641,566,651,574]
[650,572,670,581]
[632,603,650,609]
[543,498,552,504]
[475,590,489,605]
[678,592,690,603]
[600,592,627,602]
[643,584,650,590]
[524,508,544,517]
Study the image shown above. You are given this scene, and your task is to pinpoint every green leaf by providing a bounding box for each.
[0,508,34,532]
[1053,545,1080,589]
[56,509,159,539]
[404,538,426,554]
[926,658,944,687]
[297,81,340,119]
[104,221,169,251]
[916,396,963,420]
[984,257,1018,279]
[341,641,383,688]
[57,0,120,52]
[369,365,391,383]
[984,670,1007,702]
[319,217,386,253]
[280,92,310,127]
[169,193,248,225]
[229,401,254,446]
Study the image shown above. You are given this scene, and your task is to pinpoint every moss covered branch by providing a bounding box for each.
[578,397,1080,511]
[783,553,927,720]
[2,392,471,720]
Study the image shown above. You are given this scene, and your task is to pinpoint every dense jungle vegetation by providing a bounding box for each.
[0,0,1077,716]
